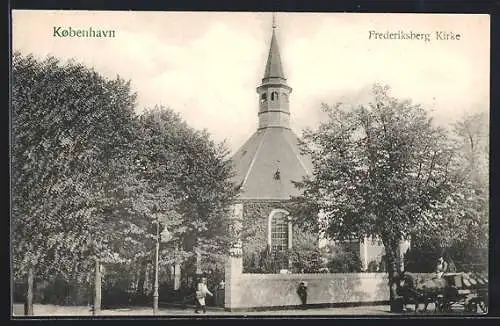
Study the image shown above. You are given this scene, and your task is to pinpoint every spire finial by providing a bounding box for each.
[262,11,285,80]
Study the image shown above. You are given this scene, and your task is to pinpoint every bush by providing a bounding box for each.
[290,248,325,273]
[404,245,438,273]
[404,239,488,273]
[242,245,290,273]
[327,249,363,273]
[367,260,379,272]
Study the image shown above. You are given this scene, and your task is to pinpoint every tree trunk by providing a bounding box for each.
[93,258,101,315]
[195,246,202,276]
[136,260,146,297]
[144,263,150,294]
[382,238,403,313]
[24,267,34,316]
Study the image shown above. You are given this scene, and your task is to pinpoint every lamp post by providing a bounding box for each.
[152,216,171,316]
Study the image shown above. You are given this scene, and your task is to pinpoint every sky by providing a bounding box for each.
[12,11,490,154]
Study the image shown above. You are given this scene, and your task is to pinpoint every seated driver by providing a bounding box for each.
[436,256,449,278]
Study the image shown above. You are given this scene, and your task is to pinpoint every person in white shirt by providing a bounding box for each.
[195,277,213,314]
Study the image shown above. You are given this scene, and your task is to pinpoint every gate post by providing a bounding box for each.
[225,203,243,311]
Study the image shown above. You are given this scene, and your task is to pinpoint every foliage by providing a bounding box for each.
[289,226,325,273]
[11,52,139,283]
[242,245,288,273]
[11,53,236,307]
[241,201,289,272]
[404,110,489,274]
[322,243,363,273]
[404,238,487,273]
[293,84,457,271]
[13,277,92,306]
[403,239,442,273]
[240,201,325,274]
[441,111,488,249]
[290,84,471,306]
[135,107,238,270]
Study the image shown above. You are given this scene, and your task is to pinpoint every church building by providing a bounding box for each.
[229,16,389,273]
[230,17,314,272]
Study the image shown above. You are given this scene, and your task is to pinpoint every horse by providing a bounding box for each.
[397,271,448,313]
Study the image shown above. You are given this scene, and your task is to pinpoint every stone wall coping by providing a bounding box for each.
[238,272,434,280]
[239,272,390,280]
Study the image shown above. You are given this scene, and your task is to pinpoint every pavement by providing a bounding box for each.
[12,303,395,317]
[12,303,483,317]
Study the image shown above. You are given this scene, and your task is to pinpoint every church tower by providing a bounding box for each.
[229,14,313,276]
[256,16,293,130]
[232,15,312,201]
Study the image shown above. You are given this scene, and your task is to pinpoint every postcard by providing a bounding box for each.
[11,10,489,317]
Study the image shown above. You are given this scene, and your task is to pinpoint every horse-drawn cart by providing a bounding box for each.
[399,272,488,314]
[436,273,488,313]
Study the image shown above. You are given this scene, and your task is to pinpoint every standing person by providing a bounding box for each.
[296,281,308,309]
[194,277,213,314]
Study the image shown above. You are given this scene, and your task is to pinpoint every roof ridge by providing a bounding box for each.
[283,130,312,177]
[240,130,268,190]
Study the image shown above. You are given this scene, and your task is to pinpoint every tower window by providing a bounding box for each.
[271,91,279,101]
[261,93,267,102]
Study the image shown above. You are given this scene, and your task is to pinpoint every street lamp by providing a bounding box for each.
[153,216,172,316]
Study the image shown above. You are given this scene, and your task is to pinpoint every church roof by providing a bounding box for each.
[232,128,313,200]
[263,29,285,80]
[231,15,313,201]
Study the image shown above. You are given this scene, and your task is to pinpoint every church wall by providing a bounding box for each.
[358,238,386,271]
[241,200,289,272]
[241,200,318,273]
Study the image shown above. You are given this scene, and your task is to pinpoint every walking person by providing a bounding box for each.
[194,277,213,314]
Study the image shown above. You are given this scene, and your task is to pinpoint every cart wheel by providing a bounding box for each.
[436,299,446,313]
[465,301,477,313]
[440,301,452,313]
[478,301,488,313]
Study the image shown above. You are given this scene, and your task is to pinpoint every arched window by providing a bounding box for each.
[271,91,279,101]
[261,93,267,103]
[268,210,291,254]
[268,210,291,271]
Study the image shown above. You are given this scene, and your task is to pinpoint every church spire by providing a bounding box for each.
[256,13,292,130]
[263,13,286,81]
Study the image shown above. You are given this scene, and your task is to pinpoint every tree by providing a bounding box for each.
[291,84,458,311]
[449,110,488,250]
[409,110,489,271]
[11,52,139,314]
[134,107,238,277]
